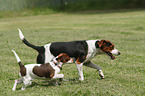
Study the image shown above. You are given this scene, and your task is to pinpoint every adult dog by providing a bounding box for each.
[18,29,120,81]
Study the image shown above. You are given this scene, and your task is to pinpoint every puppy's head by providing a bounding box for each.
[97,40,121,60]
[54,53,74,64]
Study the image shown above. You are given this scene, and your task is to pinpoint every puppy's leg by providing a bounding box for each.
[53,74,64,79]
[12,79,22,91]
[76,63,84,81]
[52,74,64,85]
[21,77,32,90]
[83,61,104,79]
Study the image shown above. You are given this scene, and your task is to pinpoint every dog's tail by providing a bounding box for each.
[12,50,26,76]
[12,50,24,68]
[18,28,43,52]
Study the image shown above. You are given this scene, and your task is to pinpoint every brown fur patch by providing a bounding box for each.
[33,64,55,78]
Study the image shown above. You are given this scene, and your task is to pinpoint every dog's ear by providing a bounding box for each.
[98,40,106,48]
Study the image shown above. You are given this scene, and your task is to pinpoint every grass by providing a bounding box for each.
[0,9,145,96]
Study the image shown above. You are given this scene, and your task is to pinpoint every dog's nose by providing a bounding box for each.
[118,52,121,55]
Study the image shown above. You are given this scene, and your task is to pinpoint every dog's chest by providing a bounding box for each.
[84,40,99,62]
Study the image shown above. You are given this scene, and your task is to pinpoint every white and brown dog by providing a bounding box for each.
[18,29,121,81]
[12,50,73,91]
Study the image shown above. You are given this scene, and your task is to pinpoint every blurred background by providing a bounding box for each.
[0,0,145,15]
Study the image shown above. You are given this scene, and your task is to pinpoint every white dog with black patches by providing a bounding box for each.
[12,50,73,91]
[18,29,120,81]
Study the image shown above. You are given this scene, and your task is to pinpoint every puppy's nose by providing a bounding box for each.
[118,52,121,55]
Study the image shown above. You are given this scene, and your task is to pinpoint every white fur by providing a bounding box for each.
[76,63,84,81]
[85,40,100,62]
[44,43,55,63]
[12,50,21,63]
[18,28,24,40]
[111,48,119,55]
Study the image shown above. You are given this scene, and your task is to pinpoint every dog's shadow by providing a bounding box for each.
[11,77,103,90]
[10,78,64,91]
[14,81,62,91]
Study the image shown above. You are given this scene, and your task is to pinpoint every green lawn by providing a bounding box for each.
[0,10,145,96]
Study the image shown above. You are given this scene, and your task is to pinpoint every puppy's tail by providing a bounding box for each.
[12,50,24,68]
[18,28,44,52]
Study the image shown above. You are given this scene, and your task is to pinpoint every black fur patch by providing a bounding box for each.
[50,41,88,61]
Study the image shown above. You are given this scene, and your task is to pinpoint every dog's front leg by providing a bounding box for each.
[76,63,84,81]
[12,79,22,91]
[84,61,104,79]
[21,77,32,90]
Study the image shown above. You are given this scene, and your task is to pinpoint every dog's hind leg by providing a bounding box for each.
[37,53,45,64]
[83,61,104,79]
[12,78,22,91]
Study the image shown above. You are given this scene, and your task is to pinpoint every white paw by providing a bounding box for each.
[79,77,84,81]
[99,70,104,79]
[21,87,25,90]
[12,88,16,91]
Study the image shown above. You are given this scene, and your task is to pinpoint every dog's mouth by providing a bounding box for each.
[106,52,115,60]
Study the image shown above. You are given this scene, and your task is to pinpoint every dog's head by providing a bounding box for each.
[97,40,121,60]
[52,53,74,70]
[53,53,74,64]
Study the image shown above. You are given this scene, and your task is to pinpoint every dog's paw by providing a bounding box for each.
[12,88,16,91]
[79,77,84,81]
[99,70,104,79]
[21,87,25,90]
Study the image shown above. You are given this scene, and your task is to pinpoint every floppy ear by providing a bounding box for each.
[98,40,105,48]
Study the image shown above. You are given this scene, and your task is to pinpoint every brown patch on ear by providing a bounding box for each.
[98,40,105,48]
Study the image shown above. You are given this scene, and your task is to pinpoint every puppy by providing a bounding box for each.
[12,50,73,91]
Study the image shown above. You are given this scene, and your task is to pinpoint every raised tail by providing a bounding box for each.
[18,28,43,52]
[11,50,24,67]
